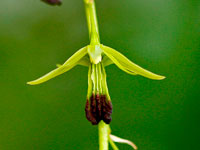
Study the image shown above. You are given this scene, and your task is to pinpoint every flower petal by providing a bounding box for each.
[102,55,114,67]
[101,45,165,80]
[27,46,88,85]
[77,55,90,67]
[110,134,138,150]
[102,48,137,75]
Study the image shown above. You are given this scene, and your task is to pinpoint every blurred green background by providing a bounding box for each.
[0,0,199,149]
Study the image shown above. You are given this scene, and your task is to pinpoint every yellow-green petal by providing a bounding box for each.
[77,55,90,67]
[102,49,137,75]
[102,55,114,67]
[27,46,88,85]
[101,45,165,80]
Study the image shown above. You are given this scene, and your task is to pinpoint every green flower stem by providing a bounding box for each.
[84,0,100,45]
[98,121,109,150]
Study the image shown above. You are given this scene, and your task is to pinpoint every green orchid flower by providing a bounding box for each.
[28,0,165,149]
[27,44,165,124]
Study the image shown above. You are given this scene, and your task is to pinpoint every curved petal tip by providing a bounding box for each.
[27,81,39,85]
[150,74,166,80]
[159,75,166,80]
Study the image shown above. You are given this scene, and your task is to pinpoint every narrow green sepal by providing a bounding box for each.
[102,48,137,75]
[57,56,90,67]
[101,45,165,80]
[27,46,88,85]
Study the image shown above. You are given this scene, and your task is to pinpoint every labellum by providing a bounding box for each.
[85,63,112,125]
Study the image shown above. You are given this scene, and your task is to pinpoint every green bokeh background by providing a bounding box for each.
[0,0,199,149]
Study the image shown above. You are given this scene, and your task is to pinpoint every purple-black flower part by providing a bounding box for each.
[41,0,62,6]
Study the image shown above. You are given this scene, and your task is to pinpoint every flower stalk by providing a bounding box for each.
[98,121,109,150]
[84,0,100,45]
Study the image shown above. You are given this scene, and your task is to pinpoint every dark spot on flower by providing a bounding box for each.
[96,94,101,119]
[102,100,112,124]
[85,94,113,125]
[41,0,62,6]
[85,99,98,125]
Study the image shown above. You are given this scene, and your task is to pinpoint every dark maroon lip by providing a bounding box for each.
[85,93,113,125]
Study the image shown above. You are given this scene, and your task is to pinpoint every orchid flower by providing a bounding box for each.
[27,44,164,124]
[28,0,165,149]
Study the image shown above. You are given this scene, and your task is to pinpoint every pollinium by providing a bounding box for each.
[85,62,113,125]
